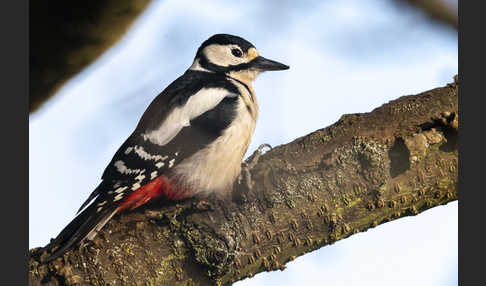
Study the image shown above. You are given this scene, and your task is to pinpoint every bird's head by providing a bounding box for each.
[191,34,289,83]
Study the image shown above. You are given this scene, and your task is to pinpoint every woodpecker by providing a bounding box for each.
[42,34,289,262]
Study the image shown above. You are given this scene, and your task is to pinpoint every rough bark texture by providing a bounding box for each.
[29,78,458,286]
[29,0,152,113]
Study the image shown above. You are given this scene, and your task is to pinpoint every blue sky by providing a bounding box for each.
[29,0,457,285]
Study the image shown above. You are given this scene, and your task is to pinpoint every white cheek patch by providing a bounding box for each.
[142,88,234,146]
[203,44,247,67]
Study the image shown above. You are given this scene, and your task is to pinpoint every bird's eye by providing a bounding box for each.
[231,48,243,57]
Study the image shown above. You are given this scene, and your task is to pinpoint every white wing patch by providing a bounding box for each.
[150,171,158,179]
[114,160,144,175]
[97,201,107,206]
[135,174,146,182]
[169,159,176,168]
[142,88,236,146]
[114,193,124,201]
[133,145,168,161]
[115,186,128,194]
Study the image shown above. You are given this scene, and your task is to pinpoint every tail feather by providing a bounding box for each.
[40,176,176,263]
[42,203,118,263]
[85,207,119,241]
[76,186,102,214]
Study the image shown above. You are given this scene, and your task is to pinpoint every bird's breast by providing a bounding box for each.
[171,84,258,196]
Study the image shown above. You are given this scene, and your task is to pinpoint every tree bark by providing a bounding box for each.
[29,77,458,286]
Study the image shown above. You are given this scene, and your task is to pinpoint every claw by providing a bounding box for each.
[246,143,272,168]
[258,143,272,151]
[238,143,272,192]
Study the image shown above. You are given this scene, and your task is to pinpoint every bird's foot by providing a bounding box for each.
[246,143,272,169]
[236,144,272,201]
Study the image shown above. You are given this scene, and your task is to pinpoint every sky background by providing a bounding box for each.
[29,0,458,285]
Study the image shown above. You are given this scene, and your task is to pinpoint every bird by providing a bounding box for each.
[40,33,289,262]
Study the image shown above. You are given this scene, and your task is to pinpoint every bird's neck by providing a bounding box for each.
[189,58,212,72]
[228,70,259,93]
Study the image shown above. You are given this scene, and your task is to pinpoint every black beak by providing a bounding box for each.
[250,56,289,71]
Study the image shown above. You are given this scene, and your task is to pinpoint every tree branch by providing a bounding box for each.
[396,0,458,30]
[29,0,153,113]
[29,77,458,286]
